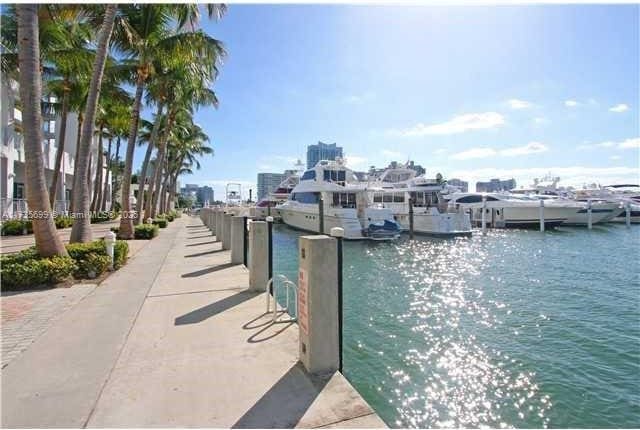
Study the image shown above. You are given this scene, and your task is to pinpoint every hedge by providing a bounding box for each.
[1,219,33,236]
[54,215,74,229]
[1,238,130,289]
[152,218,168,228]
[1,253,77,288]
[90,211,119,224]
[134,224,158,239]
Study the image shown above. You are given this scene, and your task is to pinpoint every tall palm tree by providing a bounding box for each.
[15,5,67,256]
[69,4,118,243]
[114,5,224,238]
[45,10,94,207]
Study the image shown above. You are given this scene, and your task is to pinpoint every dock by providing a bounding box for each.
[1,216,386,428]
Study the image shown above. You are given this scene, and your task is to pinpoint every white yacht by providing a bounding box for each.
[277,159,400,239]
[446,192,578,228]
[254,174,299,218]
[368,170,472,236]
[522,195,622,226]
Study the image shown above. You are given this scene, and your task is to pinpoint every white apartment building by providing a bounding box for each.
[1,79,112,219]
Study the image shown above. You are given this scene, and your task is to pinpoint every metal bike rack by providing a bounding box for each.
[265,274,298,323]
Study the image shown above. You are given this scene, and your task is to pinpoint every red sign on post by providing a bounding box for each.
[298,268,309,336]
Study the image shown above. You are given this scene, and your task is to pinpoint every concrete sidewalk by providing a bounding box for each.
[1,216,386,428]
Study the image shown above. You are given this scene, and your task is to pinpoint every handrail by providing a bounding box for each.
[265,274,297,323]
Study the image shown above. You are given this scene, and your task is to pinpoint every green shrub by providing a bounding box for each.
[74,253,111,279]
[1,219,32,235]
[54,215,74,229]
[152,218,168,228]
[1,255,77,288]
[0,247,40,265]
[113,240,129,269]
[166,213,175,222]
[134,224,159,239]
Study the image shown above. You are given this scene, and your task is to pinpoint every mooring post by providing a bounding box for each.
[587,199,593,230]
[243,216,248,266]
[626,202,631,227]
[230,216,245,264]
[215,210,223,242]
[298,234,339,375]
[266,216,274,292]
[318,196,325,234]
[408,197,414,240]
[539,199,545,232]
[331,227,344,373]
[249,221,269,292]
[481,196,487,235]
[222,213,232,250]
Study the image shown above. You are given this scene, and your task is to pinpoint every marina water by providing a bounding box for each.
[272,223,640,428]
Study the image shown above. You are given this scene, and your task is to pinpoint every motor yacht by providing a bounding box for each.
[277,159,400,239]
[446,192,577,228]
[368,170,472,236]
[521,195,622,226]
[254,174,299,218]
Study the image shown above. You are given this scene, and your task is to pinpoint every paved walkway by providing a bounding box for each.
[0,219,121,254]
[1,216,386,428]
[0,238,148,369]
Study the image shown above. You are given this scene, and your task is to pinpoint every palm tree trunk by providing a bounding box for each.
[16,5,67,257]
[100,136,112,211]
[135,102,163,225]
[70,4,117,243]
[49,86,69,208]
[91,129,104,212]
[69,114,82,213]
[110,135,121,211]
[160,171,170,215]
[150,112,175,218]
[118,76,145,239]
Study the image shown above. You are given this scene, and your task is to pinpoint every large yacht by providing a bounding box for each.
[277,159,400,239]
[254,174,299,218]
[368,169,472,236]
[446,192,578,228]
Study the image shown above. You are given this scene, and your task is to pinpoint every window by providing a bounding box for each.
[410,192,425,206]
[323,170,347,183]
[292,192,320,204]
[455,195,499,204]
[301,170,316,181]
[383,194,393,203]
[393,193,405,203]
[373,193,382,203]
[332,192,356,208]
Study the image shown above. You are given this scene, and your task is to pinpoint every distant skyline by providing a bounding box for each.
[134,4,638,197]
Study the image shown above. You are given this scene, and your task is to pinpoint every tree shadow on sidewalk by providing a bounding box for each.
[174,291,258,325]
[232,362,329,428]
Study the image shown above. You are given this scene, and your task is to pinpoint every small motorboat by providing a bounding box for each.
[366,219,401,241]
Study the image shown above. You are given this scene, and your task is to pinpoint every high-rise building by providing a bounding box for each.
[447,178,469,192]
[196,186,214,205]
[306,141,343,169]
[257,172,287,200]
[476,178,516,192]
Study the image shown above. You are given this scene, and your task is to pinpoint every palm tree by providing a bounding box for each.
[114,5,225,238]
[69,4,118,243]
[164,122,212,213]
[45,10,94,207]
[15,5,67,256]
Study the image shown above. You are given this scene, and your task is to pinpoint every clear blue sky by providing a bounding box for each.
[136,4,639,197]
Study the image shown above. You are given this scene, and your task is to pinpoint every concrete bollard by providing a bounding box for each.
[587,199,593,230]
[104,231,116,271]
[298,235,339,375]
[539,199,545,232]
[222,214,233,250]
[210,210,216,234]
[215,210,224,242]
[230,216,245,264]
[249,221,269,291]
